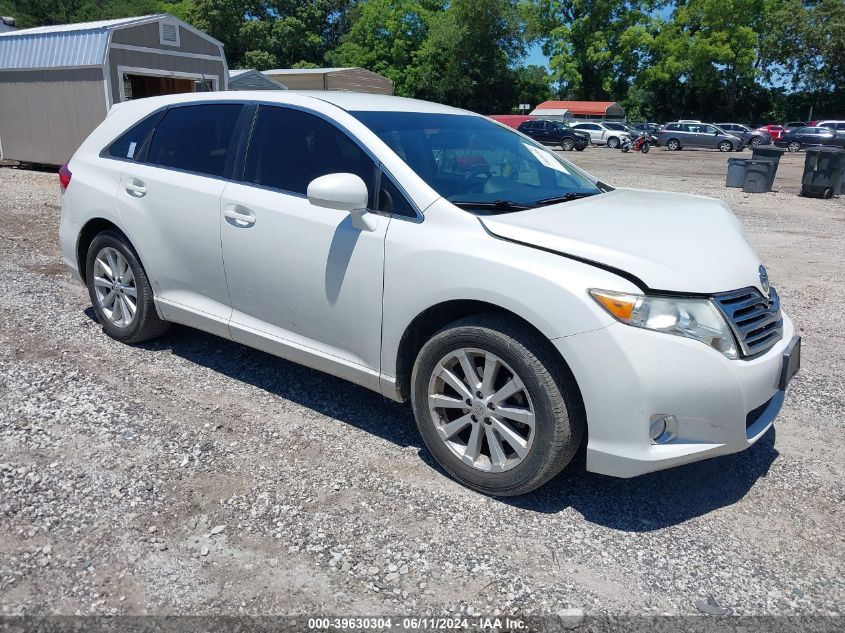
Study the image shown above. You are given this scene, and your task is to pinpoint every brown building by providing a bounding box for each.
[262,67,394,95]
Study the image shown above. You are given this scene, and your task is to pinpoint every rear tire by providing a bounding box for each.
[788,141,801,153]
[666,138,681,151]
[641,142,650,154]
[85,230,170,344]
[411,314,584,496]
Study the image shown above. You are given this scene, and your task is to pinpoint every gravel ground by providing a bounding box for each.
[0,147,843,627]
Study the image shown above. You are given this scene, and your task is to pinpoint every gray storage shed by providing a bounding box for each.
[0,14,227,165]
[228,69,287,91]
[262,67,394,95]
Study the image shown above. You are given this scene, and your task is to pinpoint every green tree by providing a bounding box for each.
[525,0,665,100]
[762,0,845,93]
[327,0,441,96]
[187,0,354,69]
[513,64,553,111]
[408,0,525,112]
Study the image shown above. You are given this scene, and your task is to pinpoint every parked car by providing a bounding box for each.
[658,122,745,151]
[571,122,631,148]
[59,92,799,495]
[517,119,589,151]
[774,126,845,152]
[632,122,661,134]
[784,121,807,130]
[815,120,845,131]
[755,124,786,140]
[602,122,634,133]
[715,123,772,146]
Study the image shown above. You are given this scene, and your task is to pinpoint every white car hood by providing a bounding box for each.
[479,188,765,294]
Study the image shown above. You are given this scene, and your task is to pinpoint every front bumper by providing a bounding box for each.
[556,312,796,478]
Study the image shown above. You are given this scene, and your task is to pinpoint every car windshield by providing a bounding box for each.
[603,122,627,131]
[351,111,603,212]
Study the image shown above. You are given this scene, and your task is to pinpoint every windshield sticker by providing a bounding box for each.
[522,143,569,174]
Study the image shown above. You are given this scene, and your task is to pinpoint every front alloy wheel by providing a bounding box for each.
[412,314,584,496]
[561,138,575,151]
[667,139,681,151]
[788,141,801,153]
[428,348,535,473]
[718,140,733,152]
[607,136,620,149]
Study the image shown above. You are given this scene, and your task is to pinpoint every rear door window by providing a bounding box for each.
[242,105,377,207]
[146,103,243,178]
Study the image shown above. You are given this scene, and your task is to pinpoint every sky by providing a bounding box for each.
[525,42,550,69]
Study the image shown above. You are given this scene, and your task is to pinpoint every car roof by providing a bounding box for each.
[111,90,472,116]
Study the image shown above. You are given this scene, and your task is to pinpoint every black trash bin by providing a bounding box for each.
[801,146,845,199]
[726,158,748,188]
[750,146,785,190]
[743,160,773,193]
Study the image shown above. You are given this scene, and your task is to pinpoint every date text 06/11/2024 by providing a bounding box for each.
[307,616,529,630]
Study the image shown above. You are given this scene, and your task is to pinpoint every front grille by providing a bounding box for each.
[713,286,783,357]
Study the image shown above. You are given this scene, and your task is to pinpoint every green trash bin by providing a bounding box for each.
[726,158,748,188]
[800,146,845,199]
[750,146,785,191]
[743,160,773,193]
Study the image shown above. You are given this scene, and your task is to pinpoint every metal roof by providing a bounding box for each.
[534,100,621,116]
[0,14,222,70]
[263,67,354,75]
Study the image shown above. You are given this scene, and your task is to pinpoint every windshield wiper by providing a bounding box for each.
[535,192,600,206]
[451,199,533,211]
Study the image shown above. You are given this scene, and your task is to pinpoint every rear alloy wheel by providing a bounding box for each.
[412,314,584,496]
[561,137,575,151]
[86,230,170,344]
[718,140,733,152]
[666,138,681,151]
[788,141,801,153]
[607,136,620,149]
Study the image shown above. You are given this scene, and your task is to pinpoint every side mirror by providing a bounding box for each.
[307,173,377,231]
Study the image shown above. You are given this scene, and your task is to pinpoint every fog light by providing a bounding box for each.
[649,415,678,444]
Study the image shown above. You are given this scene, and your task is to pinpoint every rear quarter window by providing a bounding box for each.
[104,111,164,160]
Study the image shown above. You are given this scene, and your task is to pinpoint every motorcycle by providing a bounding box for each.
[620,131,653,153]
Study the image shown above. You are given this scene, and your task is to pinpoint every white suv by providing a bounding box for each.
[59,92,800,495]
[571,122,631,148]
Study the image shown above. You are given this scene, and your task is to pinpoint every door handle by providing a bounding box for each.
[223,205,256,228]
[125,178,146,198]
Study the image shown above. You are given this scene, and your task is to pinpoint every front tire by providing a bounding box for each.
[641,142,650,154]
[718,140,733,152]
[788,141,801,153]
[561,137,575,151]
[750,136,762,146]
[607,136,620,149]
[411,314,584,496]
[85,230,170,344]
[666,138,681,151]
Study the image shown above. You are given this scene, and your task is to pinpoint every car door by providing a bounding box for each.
[219,104,389,382]
[679,124,698,147]
[115,102,245,338]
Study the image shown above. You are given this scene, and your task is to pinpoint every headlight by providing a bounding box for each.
[589,289,739,359]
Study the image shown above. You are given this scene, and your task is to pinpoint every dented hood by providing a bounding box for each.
[479,188,766,294]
